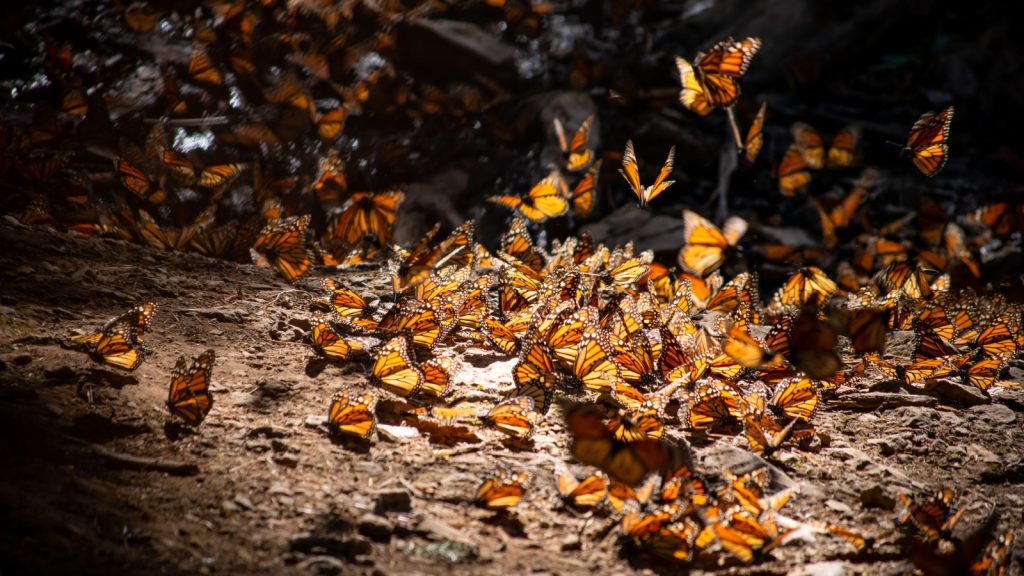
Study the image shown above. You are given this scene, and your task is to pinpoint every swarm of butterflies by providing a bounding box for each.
[44,19,1020,571]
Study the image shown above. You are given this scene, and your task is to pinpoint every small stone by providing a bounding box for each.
[271,439,289,452]
[825,499,854,514]
[929,379,989,406]
[273,453,300,468]
[220,500,240,517]
[375,490,412,512]
[298,555,346,575]
[234,495,254,510]
[257,379,291,398]
[13,354,32,366]
[560,534,581,551]
[866,438,896,457]
[306,416,326,429]
[288,317,312,331]
[268,482,292,496]
[967,403,1017,425]
[357,513,394,542]
[860,485,896,510]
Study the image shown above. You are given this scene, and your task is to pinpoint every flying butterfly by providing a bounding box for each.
[571,159,601,217]
[553,115,594,171]
[115,157,166,203]
[619,139,675,207]
[744,102,766,164]
[675,37,762,115]
[251,215,312,282]
[326,190,404,248]
[488,169,569,223]
[327,387,377,439]
[677,209,748,277]
[167,349,215,426]
[898,488,964,542]
[903,106,954,177]
[777,144,811,196]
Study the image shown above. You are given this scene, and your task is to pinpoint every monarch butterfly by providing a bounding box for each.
[251,215,312,282]
[723,321,779,369]
[609,402,665,442]
[316,107,347,141]
[873,260,934,300]
[161,149,198,184]
[488,169,569,223]
[777,144,811,196]
[499,218,545,272]
[167,349,215,426]
[556,468,607,509]
[377,299,441,349]
[790,122,825,169]
[968,530,1015,576]
[844,306,890,354]
[190,223,239,259]
[114,158,166,203]
[864,354,951,386]
[553,115,594,171]
[743,102,766,164]
[970,200,1024,237]
[769,377,818,421]
[327,190,404,248]
[713,509,788,564]
[677,210,748,277]
[310,315,365,361]
[565,403,682,486]
[370,336,424,398]
[476,468,529,509]
[787,309,841,379]
[743,413,805,457]
[571,159,600,217]
[674,37,762,115]
[903,106,954,177]
[197,163,247,189]
[828,126,861,169]
[898,488,963,542]
[775,266,837,310]
[707,272,760,319]
[912,327,963,362]
[958,356,1007,391]
[606,475,657,512]
[620,140,675,207]
[820,523,873,553]
[971,317,1018,359]
[600,256,651,288]
[69,323,145,370]
[139,208,214,252]
[564,327,622,394]
[685,383,741,431]
[188,42,223,86]
[483,396,537,439]
[327,387,377,439]
[103,302,158,338]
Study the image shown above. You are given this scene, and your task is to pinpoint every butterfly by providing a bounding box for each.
[377,299,442,349]
[68,304,156,370]
[553,115,594,171]
[556,469,607,509]
[420,356,458,399]
[316,107,347,141]
[619,139,675,207]
[482,396,538,439]
[675,37,762,115]
[310,315,365,361]
[167,349,215,426]
[190,223,240,259]
[189,42,223,86]
[743,102,766,164]
[115,158,166,203]
[743,413,807,457]
[571,159,600,217]
[476,468,529,509]
[138,208,214,252]
[501,218,546,272]
[769,377,818,421]
[828,126,861,169]
[777,144,811,196]
[970,200,1024,237]
[723,321,779,369]
[774,266,838,310]
[786,309,841,380]
[565,403,681,486]
[250,215,312,282]
[821,523,874,553]
[841,306,890,354]
[898,488,964,542]
[327,387,377,439]
[903,106,954,177]
[677,210,748,277]
[370,336,424,398]
[685,383,741,431]
[326,191,404,248]
[488,169,569,223]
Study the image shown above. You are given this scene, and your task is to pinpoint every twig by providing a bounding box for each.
[143,116,233,127]
[74,439,200,476]
[725,107,744,152]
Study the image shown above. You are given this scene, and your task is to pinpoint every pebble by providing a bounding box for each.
[273,453,300,468]
[257,379,291,398]
[357,513,394,542]
[298,555,346,575]
[860,485,896,510]
[13,354,32,366]
[929,379,989,406]
[375,490,412,512]
[967,403,1017,425]
[824,499,853,514]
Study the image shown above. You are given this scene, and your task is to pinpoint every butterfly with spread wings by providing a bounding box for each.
[677,210,748,277]
[553,115,594,172]
[675,37,762,115]
[250,215,312,282]
[326,190,404,248]
[620,140,675,207]
[327,387,377,439]
[167,349,215,426]
[68,303,156,370]
[488,169,569,223]
[903,106,954,177]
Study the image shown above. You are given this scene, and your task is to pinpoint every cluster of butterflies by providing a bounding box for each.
[64,302,215,427]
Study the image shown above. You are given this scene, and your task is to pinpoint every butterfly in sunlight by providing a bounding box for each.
[167,349,215,426]
[553,115,594,171]
[571,159,601,217]
[476,468,529,509]
[556,468,607,510]
[309,314,365,361]
[68,303,156,370]
[488,169,569,223]
[677,209,748,277]
[565,403,681,486]
[115,157,166,203]
[898,488,964,542]
[769,377,819,421]
[744,102,766,164]
[483,396,538,440]
[675,37,762,115]
[326,190,404,249]
[139,208,215,252]
[903,106,954,177]
[327,386,377,439]
[619,139,675,207]
[370,336,424,398]
[724,321,779,369]
[786,309,841,380]
[250,215,313,282]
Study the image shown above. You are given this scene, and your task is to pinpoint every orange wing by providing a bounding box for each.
[167,349,215,426]
[743,102,766,164]
[904,106,954,177]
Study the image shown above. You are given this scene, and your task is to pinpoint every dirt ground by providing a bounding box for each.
[1,218,1023,575]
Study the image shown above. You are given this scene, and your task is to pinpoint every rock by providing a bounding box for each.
[306,416,327,429]
[966,444,1002,467]
[967,403,1017,425]
[298,555,347,575]
[268,482,292,496]
[272,453,300,468]
[787,561,852,576]
[290,534,372,559]
[179,307,248,323]
[980,460,1024,484]
[824,499,853,514]
[376,423,422,442]
[866,438,896,457]
[415,516,476,547]
[375,490,412,513]
[860,485,896,510]
[893,406,939,429]
[929,379,989,406]
[220,500,240,517]
[12,354,32,366]
[357,513,394,542]
[397,19,519,86]
[271,439,289,452]
[560,534,581,551]
[288,317,312,331]
[257,379,291,398]
[234,495,254,510]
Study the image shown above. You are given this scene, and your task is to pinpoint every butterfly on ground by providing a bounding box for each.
[677,210,748,277]
[619,139,675,207]
[67,303,156,370]
[167,349,215,426]
[898,488,964,542]
[327,386,377,439]
[488,168,569,222]
[250,215,313,282]
[309,314,365,361]
[482,396,538,439]
[675,37,762,115]
[556,468,607,510]
[138,207,215,252]
[553,115,594,171]
[370,336,424,398]
[903,106,954,177]
[476,468,529,509]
